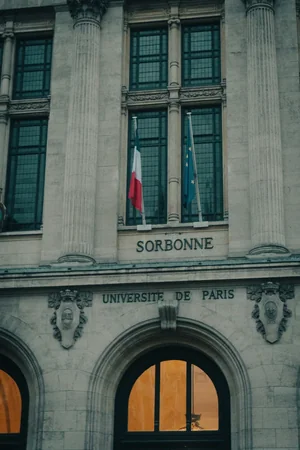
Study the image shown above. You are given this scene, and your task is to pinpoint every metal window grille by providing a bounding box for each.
[13,38,52,99]
[5,119,48,231]
[182,24,221,87]
[181,107,223,222]
[127,111,167,225]
[130,29,168,90]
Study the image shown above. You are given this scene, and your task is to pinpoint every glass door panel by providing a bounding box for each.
[191,365,218,431]
[128,365,155,431]
[159,360,186,431]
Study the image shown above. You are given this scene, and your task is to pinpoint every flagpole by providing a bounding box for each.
[187,112,202,222]
[132,116,146,226]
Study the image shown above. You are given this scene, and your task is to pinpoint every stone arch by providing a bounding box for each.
[0,327,44,450]
[85,318,252,450]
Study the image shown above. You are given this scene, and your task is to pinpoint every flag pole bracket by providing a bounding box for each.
[193,221,209,228]
[137,224,152,231]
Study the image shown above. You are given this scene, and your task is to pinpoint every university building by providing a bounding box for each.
[0,0,299,449]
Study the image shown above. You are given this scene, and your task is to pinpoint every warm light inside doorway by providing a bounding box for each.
[0,369,21,433]
[128,360,218,431]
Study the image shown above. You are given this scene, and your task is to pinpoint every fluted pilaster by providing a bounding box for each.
[167,14,180,223]
[168,100,180,222]
[0,28,14,97]
[60,0,108,263]
[0,20,14,192]
[246,0,289,255]
[168,17,180,87]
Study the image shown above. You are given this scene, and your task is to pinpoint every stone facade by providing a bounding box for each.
[0,0,300,449]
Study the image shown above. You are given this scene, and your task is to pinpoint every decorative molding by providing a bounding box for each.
[247,281,293,343]
[169,99,180,112]
[9,98,50,117]
[2,31,14,39]
[168,212,180,222]
[126,3,169,23]
[168,17,180,27]
[67,0,109,21]
[48,289,93,349]
[13,19,55,32]
[118,215,125,225]
[179,0,223,18]
[0,95,9,124]
[158,297,179,330]
[243,0,275,13]
[122,82,226,111]
[0,113,8,124]
[126,89,169,107]
[180,82,226,104]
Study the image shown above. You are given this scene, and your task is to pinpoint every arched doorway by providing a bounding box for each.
[114,346,231,450]
[0,354,29,450]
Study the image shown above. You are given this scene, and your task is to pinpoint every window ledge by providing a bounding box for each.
[0,230,43,238]
[119,220,228,232]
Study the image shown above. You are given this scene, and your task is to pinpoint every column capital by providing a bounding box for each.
[168,17,180,28]
[243,0,275,13]
[2,31,14,40]
[67,0,109,22]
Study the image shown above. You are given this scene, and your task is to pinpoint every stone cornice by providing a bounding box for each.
[0,256,299,290]
[67,0,110,22]
[122,82,226,109]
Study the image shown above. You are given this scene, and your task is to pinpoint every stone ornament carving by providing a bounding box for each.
[48,289,92,349]
[158,297,179,331]
[180,86,224,101]
[247,282,293,343]
[168,17,180,27]
[2,31,14,39]
[243,0,275,12]
[9,99,50,116]
[67,0,109,21]
[127,91,169,104]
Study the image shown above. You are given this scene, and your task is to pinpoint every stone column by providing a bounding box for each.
[0,20,14,191]
[59,0,109,263]
[168,15,180,223]
[168,16,180,88]
[245,0,288,256]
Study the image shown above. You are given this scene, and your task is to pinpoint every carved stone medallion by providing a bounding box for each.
[48,289,92,349]
[247,282,293,344]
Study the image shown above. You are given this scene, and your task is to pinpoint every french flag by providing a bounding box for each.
[128,121,143,213]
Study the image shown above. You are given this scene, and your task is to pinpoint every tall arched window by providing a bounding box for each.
[114,347,231,450]
[0,355,29,450]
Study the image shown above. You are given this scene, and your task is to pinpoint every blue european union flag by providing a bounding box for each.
[183,122,196,208]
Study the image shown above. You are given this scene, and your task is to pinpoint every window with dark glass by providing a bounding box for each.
[182,107,223,222]
[13,38,52,99]
[0,355,29,450]
[5,118,48,231]
[130,29,168,90]
[182,24,221,87]
[114,347,230,450]
[127,110,167,225]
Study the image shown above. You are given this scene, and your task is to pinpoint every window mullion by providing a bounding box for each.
[186,362,191,432]
[154,362,160,432]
